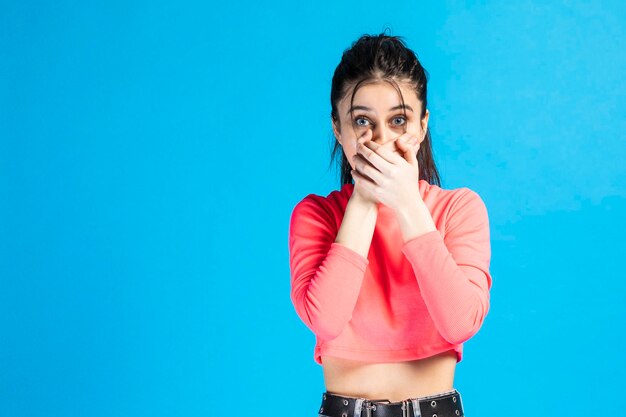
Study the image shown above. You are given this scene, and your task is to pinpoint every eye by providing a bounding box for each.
[392,116,407,126]
[353,116,371,127]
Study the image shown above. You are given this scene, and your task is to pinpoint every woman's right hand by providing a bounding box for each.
[351,173,380,206]
[350,129,380,206]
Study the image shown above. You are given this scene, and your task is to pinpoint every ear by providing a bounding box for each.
[331,116,342,144]
[419,109,430,144]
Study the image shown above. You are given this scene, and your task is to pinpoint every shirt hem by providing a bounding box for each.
[314,343,462,365]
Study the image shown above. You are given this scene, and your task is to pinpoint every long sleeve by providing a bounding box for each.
[288,197,369,341]
[401,188,493,345]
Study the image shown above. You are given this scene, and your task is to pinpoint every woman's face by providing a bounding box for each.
[332,81,429,171]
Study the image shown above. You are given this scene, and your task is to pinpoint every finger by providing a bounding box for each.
[394,132,414,147]
[354,138,387,183]
[361,140,405,170]
[354,150,387,185]
[357,128,373,145]
[351,168,377,191]
[355,141,389,179]
[396,136,419,166]
[406,141,418,166]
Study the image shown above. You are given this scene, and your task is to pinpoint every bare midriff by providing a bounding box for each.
[321,350,458,403]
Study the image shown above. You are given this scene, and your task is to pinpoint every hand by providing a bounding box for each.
[351,132,422,212]
[350,130,379,205]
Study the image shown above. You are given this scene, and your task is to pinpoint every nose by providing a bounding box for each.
[370,125,399,151]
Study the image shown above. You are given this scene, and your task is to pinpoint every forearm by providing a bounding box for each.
[334,194,379,257]
[396,194,491,344]
[394,197,438,244]
[289,194,378,341]
[401,231,491,344]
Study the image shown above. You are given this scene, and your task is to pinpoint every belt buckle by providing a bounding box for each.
[401,400,409,417]
[363,400,376,417]
[363,399,410,417]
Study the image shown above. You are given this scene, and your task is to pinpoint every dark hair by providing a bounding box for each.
[328,32,441,187]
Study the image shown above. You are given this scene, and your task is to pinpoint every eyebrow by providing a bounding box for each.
[346,104,414,116]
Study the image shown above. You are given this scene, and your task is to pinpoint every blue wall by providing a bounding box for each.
[1,1,624,416]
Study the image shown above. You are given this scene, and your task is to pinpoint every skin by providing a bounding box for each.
[332,80,428,178]
[325,80,457,402]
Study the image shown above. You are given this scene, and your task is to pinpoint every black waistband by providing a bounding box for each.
[319,389,464,417]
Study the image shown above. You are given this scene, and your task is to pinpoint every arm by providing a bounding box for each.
[288,194,378,341]
[334,193,378,258]
[399,189,493,344]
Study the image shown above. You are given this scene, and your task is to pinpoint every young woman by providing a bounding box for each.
[288,33,492,417]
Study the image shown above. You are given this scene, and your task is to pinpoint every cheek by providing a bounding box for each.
[346,150,356,167]
[343,147,356,168]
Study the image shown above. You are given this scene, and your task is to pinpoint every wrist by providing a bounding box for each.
[395,199,437,243]
[349,191,378,208]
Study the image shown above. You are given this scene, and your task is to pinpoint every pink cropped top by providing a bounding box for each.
[288,179,492,365]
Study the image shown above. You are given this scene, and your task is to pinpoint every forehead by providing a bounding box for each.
[341,81,420,110]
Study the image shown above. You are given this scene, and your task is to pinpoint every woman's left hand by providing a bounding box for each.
[351,132,422,212]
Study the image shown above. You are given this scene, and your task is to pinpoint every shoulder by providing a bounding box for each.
[418,180,484,210]
[449,186,488,214]
[290,183,353,225]
[443,186,490,233]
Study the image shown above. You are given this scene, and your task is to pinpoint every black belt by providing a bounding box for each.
[318,389,464,417]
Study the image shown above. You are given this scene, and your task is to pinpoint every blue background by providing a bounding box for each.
[1,1,624,416]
